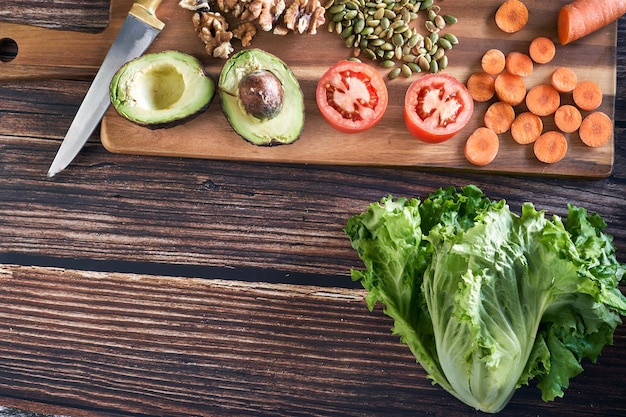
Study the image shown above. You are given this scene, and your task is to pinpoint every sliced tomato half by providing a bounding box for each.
[404,73,474,143]
[316,60,388,133]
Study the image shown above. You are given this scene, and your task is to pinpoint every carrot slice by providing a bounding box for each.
[579,111,613,147]
[558,0,626,45]
[511,111,543,144]
[494,73,526,105]
[465,127,500,166]
[495,0,529,33]
[573,80,603,111]
[534,131,568,163]
[554,104,582,133]
[481,49,506,75]
[505,51,534,77]
[525,84,560,116]
[484,102,516,134]
[551,67,578,93]
[466,72,496,102]
[529,37,556,64]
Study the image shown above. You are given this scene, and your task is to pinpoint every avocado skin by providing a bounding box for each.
[218,49,305,146]
[110,50,216,129]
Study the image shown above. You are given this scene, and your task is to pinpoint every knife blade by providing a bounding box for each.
[47,0,164,178]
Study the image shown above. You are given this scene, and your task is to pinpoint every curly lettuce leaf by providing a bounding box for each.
[345,186,626,413]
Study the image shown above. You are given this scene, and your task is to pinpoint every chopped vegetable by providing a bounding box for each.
[505,51,534,77]
[534,131,568,163]
[495,0,529,33]
[316,60,388,133]
[464,127,499,166]
[558,0,626,45]
[345,186,626,413]
[529,36,556,64]
[573,80,603,111]
[494,72,526,105]
[484,101,515,134]
[525,84,561,117]
[481,49,506,75]
[554,104,582,133]
[404,73,474,143]
[550,67,578,93]
[511,111,543,144]
[579,111,613,147]
[466,72,496,102]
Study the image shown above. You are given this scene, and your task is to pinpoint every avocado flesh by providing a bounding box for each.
[219,49,304,146]
[110,51,216,129]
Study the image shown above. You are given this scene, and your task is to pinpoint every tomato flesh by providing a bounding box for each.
[316,61,388,133]
[404,73,474,143]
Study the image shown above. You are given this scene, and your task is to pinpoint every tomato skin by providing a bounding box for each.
[404,73,474,143]
[316,60,388,133]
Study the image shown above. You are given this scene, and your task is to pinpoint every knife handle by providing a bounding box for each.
[130,0,165,30]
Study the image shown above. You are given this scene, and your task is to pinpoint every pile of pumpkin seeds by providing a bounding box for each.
[324,0,458,79]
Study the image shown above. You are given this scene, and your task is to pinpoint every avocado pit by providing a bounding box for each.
[238,69,284,120]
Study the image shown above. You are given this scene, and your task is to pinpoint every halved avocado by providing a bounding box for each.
[219,49,305,146]
[110,50,216,129]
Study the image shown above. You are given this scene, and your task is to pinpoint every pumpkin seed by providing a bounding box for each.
[417,55,430,71]
[362,47,377,60]
[388,67,402,79]
[380,59,396,68]
[419,0,433,10]
[407,62,421,73]
[344,9,358,20]
[345,1,359,9]
[443,14,457,24]
[425,20,439,33]
[340,25,354,38]
[434,15,446,29]
[438,37,452,50]
[429,59,438,73]
[353,18,366,33]
[443,32,459,44]
[329,4,346,14]
[438,54,448,70]
[401,63,412,77]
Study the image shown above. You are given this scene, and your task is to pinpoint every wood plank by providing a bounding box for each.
[1,264,624,416]
[98,0,616,177]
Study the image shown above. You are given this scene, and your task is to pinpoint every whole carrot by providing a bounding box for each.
[558,0,626,45]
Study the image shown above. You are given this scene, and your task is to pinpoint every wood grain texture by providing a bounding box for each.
[0,1,625,416]
[1,264,625,417]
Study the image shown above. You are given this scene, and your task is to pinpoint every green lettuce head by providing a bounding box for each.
[345,185,626,413]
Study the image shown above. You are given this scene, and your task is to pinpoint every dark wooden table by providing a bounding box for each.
[1,1,625,416]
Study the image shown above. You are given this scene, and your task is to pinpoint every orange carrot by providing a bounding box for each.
[558,0,626,45]
[573,80,603,111]
[534,131,568,163]
[494,73,526,105]
[495,0,529,33]
[467,72,496,102]
[550,67,578,93]
[511,111,543,144]
[525,84,561,116]
[505,51,534,77]
[465,127,500,166]
[484,102,516,134]
[481,49,506,75]
[579,111,613,147]
[529,37,556,64]
[554,104,582,133]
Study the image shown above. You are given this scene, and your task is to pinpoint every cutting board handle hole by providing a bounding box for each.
[0,38,18,63]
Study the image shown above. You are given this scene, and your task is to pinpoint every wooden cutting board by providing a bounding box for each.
[2,0,617,177]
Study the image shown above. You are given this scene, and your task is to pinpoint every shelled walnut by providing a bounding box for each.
[192,11,234,59]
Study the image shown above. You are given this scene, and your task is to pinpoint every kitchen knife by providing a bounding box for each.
[47,0,164,178]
